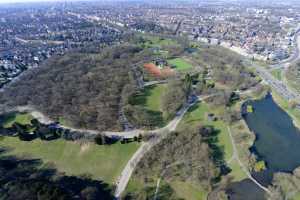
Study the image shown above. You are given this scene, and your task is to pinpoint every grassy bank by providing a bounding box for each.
[0,137,140,184]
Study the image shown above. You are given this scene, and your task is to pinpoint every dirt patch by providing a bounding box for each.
[79,143,91,155]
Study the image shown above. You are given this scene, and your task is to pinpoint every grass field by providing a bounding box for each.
[292,192,300,200]
[169,181,207,200]
[131,84,166,112]
[179,102,233,161]
[0,137,140,184]
[168,58,193,71]
[2,112,33,128]
[125,178,207,200]
[143,36,178,48]
[145,84,166,111]
[227,159,247,182]
[271,69,282,80]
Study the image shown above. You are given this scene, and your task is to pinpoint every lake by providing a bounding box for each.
[243,93,300,172]
[227,93,300,200]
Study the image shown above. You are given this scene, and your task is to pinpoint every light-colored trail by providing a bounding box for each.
[114,96,202,199]
[227,126,271,194]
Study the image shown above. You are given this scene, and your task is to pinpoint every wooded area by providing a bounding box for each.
[0,45,154,131]
[124,124,225,199]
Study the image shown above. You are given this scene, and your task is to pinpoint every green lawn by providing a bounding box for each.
[179,102,233,161]
[168,58,193,71]
[143,36,178,48]
[2,112,33,128]
[145,84,166,111]
[0,137,140,184]
[169,181,207,200]
[131,84,166,112]
[227,159,247,182]
[292,192,300,200]
[125,178,207,200]
[271,69,282,80]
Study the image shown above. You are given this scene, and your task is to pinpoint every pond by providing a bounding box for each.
[243,93,300,172]
[227,93,300,200]
[226,179,266,200]
[184,47,198,54]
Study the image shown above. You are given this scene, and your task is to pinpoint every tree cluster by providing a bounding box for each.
[192,45,259,90]
[0,45,154,131]
[126,125,222,199]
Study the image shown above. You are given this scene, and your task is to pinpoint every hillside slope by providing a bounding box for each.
[0,45,153,131]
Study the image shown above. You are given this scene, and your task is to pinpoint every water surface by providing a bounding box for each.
[243,93,300,172]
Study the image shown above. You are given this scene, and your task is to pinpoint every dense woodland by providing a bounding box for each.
[0,147,113,200]
[0,45,155,131]
[192,45,259,90]
[125,124,227,199]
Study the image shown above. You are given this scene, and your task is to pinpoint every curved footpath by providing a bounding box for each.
[113,96,203,199]
[226,127,271,194]
[4,95,201,199]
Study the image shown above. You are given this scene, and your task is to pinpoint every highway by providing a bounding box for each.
[247,60,299,101]
[243,31,300,103]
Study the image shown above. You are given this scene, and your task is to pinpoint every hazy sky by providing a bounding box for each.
[0,0,80,3]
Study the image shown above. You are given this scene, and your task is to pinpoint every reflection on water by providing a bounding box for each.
[226,179,265,200]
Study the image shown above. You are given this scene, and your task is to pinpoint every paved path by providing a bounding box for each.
[227,126,271,194]
[113,95,207,199]
[114,142,151,199]
[104,95,209,139]
[143,80,168,87]
[8,106,100,135]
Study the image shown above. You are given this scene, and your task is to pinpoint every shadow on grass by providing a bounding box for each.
[128,85,157,107]
[146,109,165,128]
[0,147,114,200]
[200,126,231,181]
